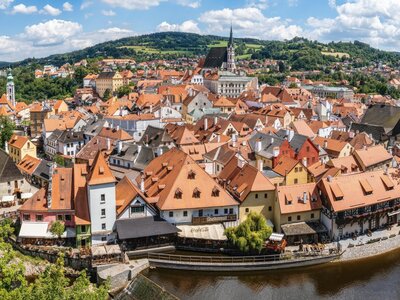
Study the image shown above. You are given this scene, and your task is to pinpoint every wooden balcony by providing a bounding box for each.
[192,214,237,225]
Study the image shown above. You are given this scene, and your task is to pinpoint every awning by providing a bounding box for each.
[19,222,75,239]
[19,222,49,238]
[177,224,227,241]
[21,193,33,199]
[116,216,179,240]
[269,233,284,242]
[1,195,14,202]
[281,221,328,236]
[388,209,400,217]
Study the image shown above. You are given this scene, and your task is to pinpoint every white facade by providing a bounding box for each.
[87,182,116,244]
[105,117,162,141]
[160,206,238,225]
[118,196,155,219]
[190,75,203,85]
[58,140,83,157]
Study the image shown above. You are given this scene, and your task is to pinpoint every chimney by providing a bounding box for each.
[273,146,280,157]
[117,140,122,154]
[323,140,328,149]
[107,138,111,151]
[257,159,263,172]
[214,116,218,126]
[217,134,221,143]
[232,134,237,147]
[303,192,308,203]
[349,131,355,138]
[302,157,308,167]
[289,130,294,142]
[140,173,145,193]
[204,118,208,131]
[150,104,153,113]
[256,139,262,152]
[116,125,120,131]
[327,175,333,182]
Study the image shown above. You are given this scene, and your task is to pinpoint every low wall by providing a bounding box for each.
[148,254,341,272]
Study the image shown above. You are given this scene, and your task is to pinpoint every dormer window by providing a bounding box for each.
[193,188,201,198]
[188,170,196,180]
[174,188,182,199]
[211,187,220,197]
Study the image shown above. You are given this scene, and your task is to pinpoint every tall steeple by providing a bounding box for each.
[226,25,236,73]
[6,67,15,109]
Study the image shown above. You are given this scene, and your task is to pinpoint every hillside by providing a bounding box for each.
[9,32,400,70]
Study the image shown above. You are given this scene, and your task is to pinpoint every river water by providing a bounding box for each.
[144,248,400,300]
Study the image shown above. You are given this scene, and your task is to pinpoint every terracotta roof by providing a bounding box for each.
[87,151,116,186]
[290,120,315,138]
[17,155,41,175]
[136,94,163,108]
[98,127,133,141]
[76,136,114,164]
[307,161,330,178]
[137,148,237,211]
[116,176,149,216]
[273,157,302,176]
[319,168,400,212]
[353,144,392,168]
[277,183,322,214]
[328,156,361,174]
[313,136,350,155]
[43,119,67,132]
[73,164,90,225]
[8,134,30,149]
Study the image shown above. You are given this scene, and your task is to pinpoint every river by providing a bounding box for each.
[144,248,400,300]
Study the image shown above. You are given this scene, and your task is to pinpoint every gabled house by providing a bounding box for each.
[7,134,37,164]
[353,144,393,172]
[273,157,312,185]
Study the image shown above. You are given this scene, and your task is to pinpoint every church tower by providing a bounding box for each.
[6,68,15,108]
[226,25,236,73]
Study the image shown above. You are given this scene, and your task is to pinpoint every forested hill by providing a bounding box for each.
[8,32,400,70]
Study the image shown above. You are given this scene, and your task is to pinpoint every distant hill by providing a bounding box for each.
[9,32,400,71]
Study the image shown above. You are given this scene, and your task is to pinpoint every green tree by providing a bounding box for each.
[103,89,111,100]
[0,116,15,149]
[117,85,131,98]
[50,220,65,239]
[225,212,272,254]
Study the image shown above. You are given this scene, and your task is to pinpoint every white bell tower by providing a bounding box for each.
[6,68,15,108]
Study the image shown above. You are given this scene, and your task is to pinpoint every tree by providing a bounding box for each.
[225,212,272,254]
[103,89,111,100]
[117,85,131,98]
[0,116,15,149]
[278,61,286,73]
[50,220,65,239]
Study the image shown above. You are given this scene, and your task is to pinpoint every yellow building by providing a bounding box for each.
[53,100,69,115]
[218,160,276,223]
[273,157,311,185]
[95,71,124,98]
[7,134,37,164]
[274,183,322,244]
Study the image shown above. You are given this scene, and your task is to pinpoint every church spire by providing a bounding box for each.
[228,24,234,48]
[6,67,15,109]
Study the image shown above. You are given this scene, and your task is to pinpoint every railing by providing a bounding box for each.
[147,250,339,264]
[192,214,237,225]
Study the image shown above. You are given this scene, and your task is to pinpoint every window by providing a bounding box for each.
[198,209,203,217]
[102,223,106,230]
[101,236,107,241]
[212,187,220,197]
[36,214,43,221]
[193,188,201,198]
[57,215,64,221]
[224,208,228,214]
[188,170,196,179]
[288,216,292,222]
[131,206,145,214]
[306,146,310,152]
[264,193,268,198]
[229,208,233,215]
[23,214,30,221]
[100,194,105,203]
[214,209,219,215]
[245,208,249,213]
[183,211,188,217]
[299,167,303,172]
[294,179,298,184]
[174,189,182,199]
[169,211,174,218]
[311,213,315,219]
[297,215,301,221]
[255,193,258,199]
[268,206,272,211]
[101,209,106,218]
[65,215,71,221]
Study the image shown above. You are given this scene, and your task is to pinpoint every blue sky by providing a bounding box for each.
[0,0,399,61]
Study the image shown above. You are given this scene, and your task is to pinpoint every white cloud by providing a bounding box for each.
[101,0,161,10]
[63,2,73,11]
[199,7,302,40]
[80,0,93,10]
[102,9,116,16]
[307,0,400,50]
[157,20,201,33]
[176,0,200,8]
[0,0,13,9]
[41,4,62,16]
[23,19,82,46]
[0,35,23,54]
[247,0,268,10]
[11,3,37,14]
[328,0,336,9]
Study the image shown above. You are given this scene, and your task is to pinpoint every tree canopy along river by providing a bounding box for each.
[144,248,400,300]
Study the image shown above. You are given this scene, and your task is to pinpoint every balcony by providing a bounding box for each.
[192,214,237,225]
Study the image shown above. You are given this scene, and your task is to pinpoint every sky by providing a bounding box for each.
[0,0,399,62]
